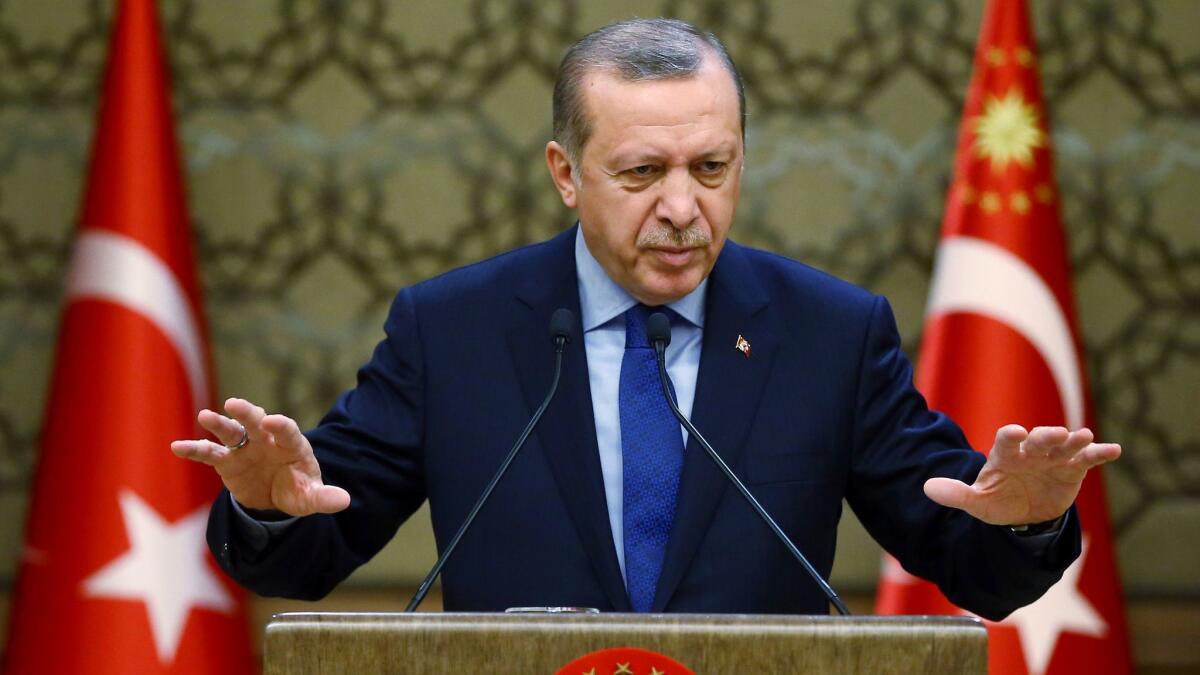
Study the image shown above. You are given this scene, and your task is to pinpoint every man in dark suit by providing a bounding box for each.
[172,18,1119,618]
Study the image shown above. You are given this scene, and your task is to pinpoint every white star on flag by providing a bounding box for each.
[999,537,1107,675]
[83,489,234,663]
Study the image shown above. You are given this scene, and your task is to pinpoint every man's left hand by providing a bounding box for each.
[923,425,1121,527]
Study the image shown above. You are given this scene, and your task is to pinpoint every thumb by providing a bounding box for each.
[923,477,976,511]
[310,484,351,514]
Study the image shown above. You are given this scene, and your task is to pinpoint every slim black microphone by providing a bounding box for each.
[406,308,574,612]
[645,312,851,616]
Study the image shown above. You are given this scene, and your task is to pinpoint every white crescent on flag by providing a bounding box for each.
[925,235,1084,430]
[65,229,209,410]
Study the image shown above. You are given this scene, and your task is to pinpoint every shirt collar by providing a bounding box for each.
[575,226,707,332]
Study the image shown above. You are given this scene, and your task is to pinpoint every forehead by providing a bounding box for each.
[579,59,742,159]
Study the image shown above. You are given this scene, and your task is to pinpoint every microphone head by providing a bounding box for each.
[646,312,672,347]
[549,308,575,343]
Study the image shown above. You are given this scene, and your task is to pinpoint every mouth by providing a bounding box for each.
[649,246,698,267]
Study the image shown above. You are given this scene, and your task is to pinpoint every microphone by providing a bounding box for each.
[406,308,575,611]
[645,312,851,616]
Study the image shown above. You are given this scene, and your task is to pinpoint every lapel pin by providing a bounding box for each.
[735,334,752,358]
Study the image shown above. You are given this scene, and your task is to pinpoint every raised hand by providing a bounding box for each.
[170,397,351,517]
[923,425,1121,526]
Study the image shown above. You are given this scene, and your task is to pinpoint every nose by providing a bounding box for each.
[654,167,700,229]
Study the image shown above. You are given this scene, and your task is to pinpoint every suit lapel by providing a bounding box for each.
[652,242,777,611]
[506,227,631,612]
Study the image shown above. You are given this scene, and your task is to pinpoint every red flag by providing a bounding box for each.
[874,1,1132,674]
[2,1,256,672]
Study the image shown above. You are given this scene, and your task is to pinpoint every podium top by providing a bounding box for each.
[265,612,986,674]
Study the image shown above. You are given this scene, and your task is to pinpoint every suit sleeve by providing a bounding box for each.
[845,295,1080,620]
[206,288,428,600]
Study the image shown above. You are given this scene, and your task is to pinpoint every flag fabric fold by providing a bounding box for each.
[874,1,1132,674]
[3,0,256,672]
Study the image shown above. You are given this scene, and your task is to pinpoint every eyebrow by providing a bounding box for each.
[608,150,664,167]
[610,142,738,167]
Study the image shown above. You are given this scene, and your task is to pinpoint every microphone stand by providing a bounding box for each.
[405,311,572,611]
[647,312,850,616]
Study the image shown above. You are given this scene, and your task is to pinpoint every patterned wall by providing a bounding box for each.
[0,0,1196,594]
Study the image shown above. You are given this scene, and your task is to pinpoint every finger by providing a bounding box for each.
[197,409,247,448]
[310,485,351,514]
[224,398,269,442]
[1053,427,1095,459]
[990,425,1027,462]
[171,439,230,465]
[261,414,307,454]
[923,477,977,511]
[1069,442,1122,469]
[1024,426,1069,457]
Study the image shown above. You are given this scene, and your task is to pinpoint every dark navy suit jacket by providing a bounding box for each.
[208,226,1079,619]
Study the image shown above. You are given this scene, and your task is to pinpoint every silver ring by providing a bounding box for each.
[226,424,249,451]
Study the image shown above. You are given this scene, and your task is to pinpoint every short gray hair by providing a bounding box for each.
[552,18,746,165]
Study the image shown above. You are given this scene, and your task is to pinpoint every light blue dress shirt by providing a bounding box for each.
[574,228,706,582]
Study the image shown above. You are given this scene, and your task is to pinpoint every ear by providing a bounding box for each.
[545,141,578,209]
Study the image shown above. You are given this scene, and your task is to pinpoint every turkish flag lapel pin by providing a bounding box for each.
[735,334,752,357]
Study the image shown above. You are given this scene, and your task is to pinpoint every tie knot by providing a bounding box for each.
[625,304,671,349]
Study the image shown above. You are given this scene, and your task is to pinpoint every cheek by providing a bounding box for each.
[623,199,660,243]
[699,190,737,228]
[581,204,646,262]
[584,186,655,228]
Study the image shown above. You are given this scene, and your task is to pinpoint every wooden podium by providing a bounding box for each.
[263,612,986,674]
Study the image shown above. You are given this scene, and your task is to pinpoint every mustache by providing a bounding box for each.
[637,224,712,249]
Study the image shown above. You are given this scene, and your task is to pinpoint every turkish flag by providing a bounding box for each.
[873,1,1133,674]
[2,1,256,673]
[556,647,695,675]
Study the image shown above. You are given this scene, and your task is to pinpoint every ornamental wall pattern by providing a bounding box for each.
[0,0,1196,594]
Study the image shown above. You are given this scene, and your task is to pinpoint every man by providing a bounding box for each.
[172,19,1119,617]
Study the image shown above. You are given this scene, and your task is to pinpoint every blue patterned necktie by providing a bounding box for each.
[621,304,684,613]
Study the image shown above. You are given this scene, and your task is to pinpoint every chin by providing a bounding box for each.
[640,277,702,305]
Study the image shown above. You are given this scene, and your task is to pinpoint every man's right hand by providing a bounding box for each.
[171,397,351,517]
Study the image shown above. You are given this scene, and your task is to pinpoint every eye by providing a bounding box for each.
[696,160,726,174]
[628,165,657,177]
